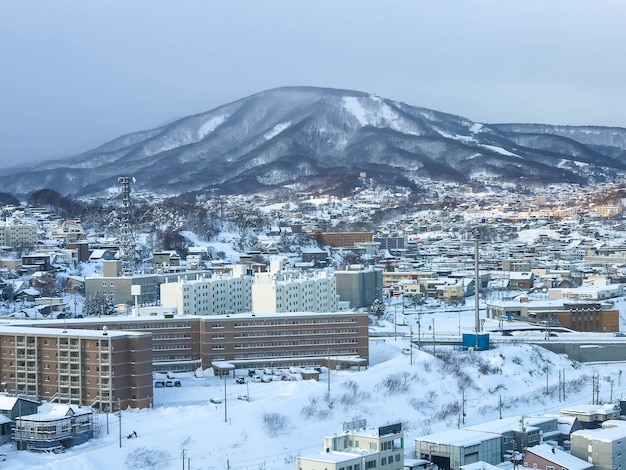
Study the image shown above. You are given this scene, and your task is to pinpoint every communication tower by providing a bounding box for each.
[117,176,137,275]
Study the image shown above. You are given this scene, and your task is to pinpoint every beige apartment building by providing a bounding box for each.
[0,326,153,411]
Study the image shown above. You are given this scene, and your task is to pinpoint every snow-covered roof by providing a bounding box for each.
[525,443,591,470]
[416,429,499,446]
[573,426,626,442]
[561,403,618,416]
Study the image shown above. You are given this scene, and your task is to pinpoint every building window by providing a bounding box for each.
[547,466,554,470]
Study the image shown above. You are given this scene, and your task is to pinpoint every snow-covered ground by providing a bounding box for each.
[3,301,626,469]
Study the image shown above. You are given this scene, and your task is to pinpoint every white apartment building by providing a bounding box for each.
[160,273,253,315]
[0,219,38,247]
[297,422,404,470]
[252,269,338,314]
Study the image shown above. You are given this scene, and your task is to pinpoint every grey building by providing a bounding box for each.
[571,426,626,470]
[415,429,502,470]
[335,266,383,308]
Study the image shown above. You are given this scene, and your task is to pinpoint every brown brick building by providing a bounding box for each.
[0,326,152,411]
[311,229,373,247]
[54,311,370,372]
[2,311,369,409]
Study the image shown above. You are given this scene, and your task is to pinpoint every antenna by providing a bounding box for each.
[117,176,137,275]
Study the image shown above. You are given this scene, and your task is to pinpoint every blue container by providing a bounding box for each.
[462,332,490,351]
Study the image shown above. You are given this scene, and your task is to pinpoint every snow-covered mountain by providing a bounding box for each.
[3,86,626,198]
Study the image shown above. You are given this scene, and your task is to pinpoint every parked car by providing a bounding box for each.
[235,377,246,384]
[237,395,249,401]
[615,332,625,337]
[261,376,272,383]
[251,375,262,383]
[154,380,165,388]
[173,380,182,387]
[210,397,222,404]
[165,380,174,387]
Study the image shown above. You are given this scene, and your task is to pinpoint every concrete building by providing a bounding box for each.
[160,272,253,316]
[570,425,626,470]
[84,260,218,307]
[297,422,404,470]
[465,415,559,462]
[0,219,38,248]
[335,266,383,308]
[0,326,153,410]
[560,404,620,429]
[486,299,620,333]
[415,429,502,470]
[252,262,338,314]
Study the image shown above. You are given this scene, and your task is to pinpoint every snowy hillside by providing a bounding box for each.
[2,305,626,470]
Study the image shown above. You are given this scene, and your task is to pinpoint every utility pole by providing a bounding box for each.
[499,395,502,419]
[410,327,413,365]
[224,373,228,423]
[545,364,549,395]
[461,389,466,425]
[432,318,435,354]
[417,310,422,350]
[182,448,186,470]
[393,305,398,341]
[327,348,331,393]
[118,398,122,448]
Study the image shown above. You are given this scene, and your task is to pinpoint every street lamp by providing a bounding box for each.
[224,372,228,423]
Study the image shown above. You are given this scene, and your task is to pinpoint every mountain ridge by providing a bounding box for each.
[3,86,626,199]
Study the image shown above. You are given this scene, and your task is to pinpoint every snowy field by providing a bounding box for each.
[2,302,626,470]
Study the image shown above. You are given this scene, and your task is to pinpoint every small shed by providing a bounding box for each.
[0,395,40,420]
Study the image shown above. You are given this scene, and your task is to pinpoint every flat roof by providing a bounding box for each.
[299,449,376,463]
[0,324,149,339]
[416,429,500,447]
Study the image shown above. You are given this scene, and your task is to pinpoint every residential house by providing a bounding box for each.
[522,443,591,470]
[13,404,95,451]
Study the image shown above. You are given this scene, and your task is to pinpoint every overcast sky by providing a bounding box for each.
[1,1,625,168]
